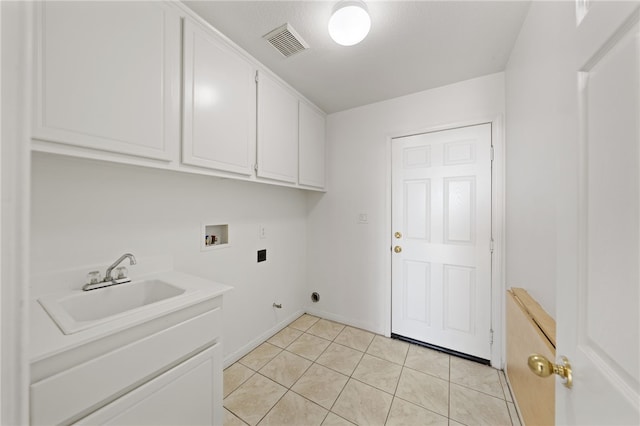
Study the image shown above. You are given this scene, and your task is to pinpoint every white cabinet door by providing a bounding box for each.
[33,1,181,161]
[257,71,298,183]
[298,101,326,189]
[182,19,255,175]
[76,344,222,426]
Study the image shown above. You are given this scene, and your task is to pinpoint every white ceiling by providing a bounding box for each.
[183,1,531,114]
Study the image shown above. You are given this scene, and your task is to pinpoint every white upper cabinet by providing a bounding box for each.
[298,102,326,189]
[256,71,299,184]
[33,2,181,161]
[182,19,255,175]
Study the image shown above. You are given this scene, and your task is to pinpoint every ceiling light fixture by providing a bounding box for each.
[328,0,371,46]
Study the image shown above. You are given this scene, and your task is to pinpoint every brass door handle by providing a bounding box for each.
[528,354,573,389]
[394,246,402,253]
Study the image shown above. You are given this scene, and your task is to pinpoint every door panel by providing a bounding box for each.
[557,3,640,424]
[391,124,492,360]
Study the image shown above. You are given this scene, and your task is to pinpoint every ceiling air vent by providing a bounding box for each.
[263,23,309,58]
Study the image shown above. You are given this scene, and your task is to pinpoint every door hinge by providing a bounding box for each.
[254,163,258,173]
[490,146,495,162]
[490,329,494,345]
[490,238,494,253]
[255,71,259,83]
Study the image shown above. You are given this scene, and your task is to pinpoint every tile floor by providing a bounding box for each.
[224,314,521,426]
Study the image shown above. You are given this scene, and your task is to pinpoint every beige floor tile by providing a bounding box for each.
[224,374,287,426]
[366,335,409,365]
[404,345,450,380]
[499,370,513,402]
[386,397,449,426]
[224,363,255,398]
[507,401,521,426]
[267,327,303,348]
[449,420,465,426]
[292,363,349,409]
[239,343,282,371]
[225,408,248,426]
[322,412,355,426]
[450,383,512,426]
[287,333,332,361]
[352,354,402,394]
[307,319,346,340]
[450,357,503,398]
[332,379,393,426]
[289,314,320,331]
[395,367,449,417]
[259,350,312,388]
[334,326,375,352]
[258,391,327,426]
[316,342,364,375]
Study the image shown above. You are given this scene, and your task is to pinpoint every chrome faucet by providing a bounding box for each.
[83,253,137,291]
[105,253,137,281]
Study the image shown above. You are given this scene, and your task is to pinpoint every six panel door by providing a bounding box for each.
[391,124,492,360]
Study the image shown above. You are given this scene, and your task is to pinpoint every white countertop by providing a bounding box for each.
[30,270,232,363]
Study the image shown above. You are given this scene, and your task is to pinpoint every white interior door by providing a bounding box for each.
[391,124,492,360]
[556,3,640,424]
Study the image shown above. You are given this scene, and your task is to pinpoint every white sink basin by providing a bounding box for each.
[39,279,186,335]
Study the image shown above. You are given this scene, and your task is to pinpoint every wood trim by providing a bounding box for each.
[506,289,555,426]
[511,287,556,348]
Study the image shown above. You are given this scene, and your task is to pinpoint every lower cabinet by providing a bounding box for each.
[75,344,222,426]
[31,302,224,425]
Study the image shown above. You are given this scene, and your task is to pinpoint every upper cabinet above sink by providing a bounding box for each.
[32,1,181,162]
[181,18,256,176]
[31,1,327,192]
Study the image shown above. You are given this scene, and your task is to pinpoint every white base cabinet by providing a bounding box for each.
[76,345,221,426]
[30,301,224,426]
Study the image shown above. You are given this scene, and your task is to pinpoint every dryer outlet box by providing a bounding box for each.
[257,249,267,262]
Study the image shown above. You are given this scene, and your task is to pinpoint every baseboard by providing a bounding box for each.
[223,309,305,368]
[303,306,384,336]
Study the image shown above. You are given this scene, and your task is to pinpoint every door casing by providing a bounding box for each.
[384,115,505,368]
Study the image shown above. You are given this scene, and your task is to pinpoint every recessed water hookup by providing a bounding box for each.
[311,292,320,303]
[273,303,282,309]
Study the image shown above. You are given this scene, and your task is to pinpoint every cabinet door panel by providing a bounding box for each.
[182,20,255,175]
[34,2,180,161]
[76,345,222,426]
[298,102,326,189]
[257,72,298,183]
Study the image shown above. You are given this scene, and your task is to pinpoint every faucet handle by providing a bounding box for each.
[113,266,128,280]
[86,270,102,285]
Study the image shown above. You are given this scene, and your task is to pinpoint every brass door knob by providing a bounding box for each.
[528,353,573,389]
[394,246,402,253]
[394,232,402,239]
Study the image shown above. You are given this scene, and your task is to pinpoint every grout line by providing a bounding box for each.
[448,354,452,421]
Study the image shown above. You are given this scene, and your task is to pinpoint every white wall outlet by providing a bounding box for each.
[259,225,266,239]
[357,213,368,224]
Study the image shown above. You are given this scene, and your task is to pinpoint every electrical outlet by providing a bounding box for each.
[259,225,266,239]
[357,213,368,224]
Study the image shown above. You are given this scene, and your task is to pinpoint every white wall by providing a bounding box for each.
[504,1,578,318]
[31,153,308,363]
[306,73,505,335]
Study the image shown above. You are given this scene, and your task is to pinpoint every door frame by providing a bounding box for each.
[383,115,505,368]
[1,1,33,424]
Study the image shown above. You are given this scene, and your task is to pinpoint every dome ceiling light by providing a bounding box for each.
[328,0,371,46]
